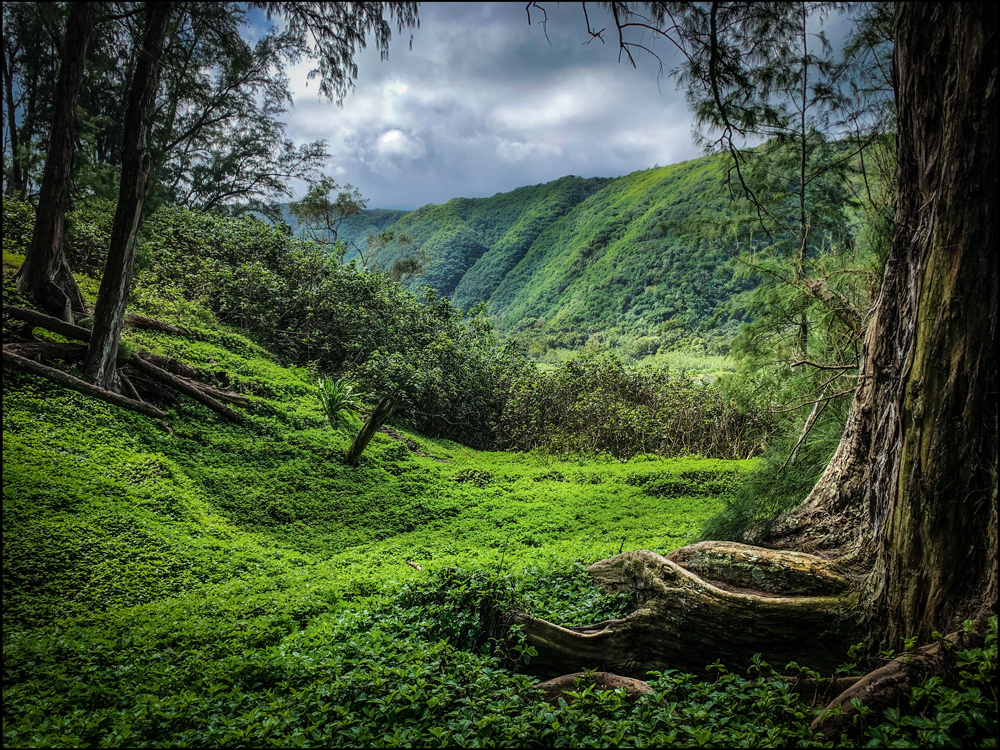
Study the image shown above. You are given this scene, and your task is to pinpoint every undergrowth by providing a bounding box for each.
[3,201,995,747]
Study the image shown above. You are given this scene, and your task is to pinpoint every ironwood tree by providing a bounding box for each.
[13,2,94,321]
[519,0,997,726]
[82,1,173,391]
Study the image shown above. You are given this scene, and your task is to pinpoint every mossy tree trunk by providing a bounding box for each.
[764,2,997,649]
[518,2,996,679]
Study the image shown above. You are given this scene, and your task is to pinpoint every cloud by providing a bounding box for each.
[278,2,702,208]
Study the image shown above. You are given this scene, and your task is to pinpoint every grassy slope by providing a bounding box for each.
[5,262,995,749]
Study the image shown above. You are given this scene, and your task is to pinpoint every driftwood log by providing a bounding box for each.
[514,547,858,679]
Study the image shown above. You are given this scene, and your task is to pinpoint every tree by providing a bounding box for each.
[14,1,95,321]
[518,1,997,723]
[289,176,368,255]
[76,2,419,392]
[1,2,65,197]
[83,2,172,391]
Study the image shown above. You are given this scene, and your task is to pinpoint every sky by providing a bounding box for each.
[276,3,701,210]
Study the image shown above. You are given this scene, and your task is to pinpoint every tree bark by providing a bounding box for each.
[762,3,997,650]
[14,2,94,320]
[82,2,172,392]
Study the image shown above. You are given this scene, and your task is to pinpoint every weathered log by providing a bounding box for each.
[2,349,167,418]
[129,356,244,424]
[132,353,247,406]
[133,351,204,380]
[124,312,188,336]
[513,549,857,679]
[3,304,92,342]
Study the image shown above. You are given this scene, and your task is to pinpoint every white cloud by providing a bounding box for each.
[276,2,704,207]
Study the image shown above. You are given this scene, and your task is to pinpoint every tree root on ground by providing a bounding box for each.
[513,548,857,679]
[3,304,247,423]
[520,545,985,741]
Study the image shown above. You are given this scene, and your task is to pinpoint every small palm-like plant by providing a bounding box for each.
[317,377,365,428]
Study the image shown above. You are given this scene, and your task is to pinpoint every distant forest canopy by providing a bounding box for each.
[282,138,874,356]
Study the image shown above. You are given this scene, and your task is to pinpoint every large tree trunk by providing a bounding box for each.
[762,2,997,649]
[14,2,94,320]
[83,2,172,392]
[518,2,996,679]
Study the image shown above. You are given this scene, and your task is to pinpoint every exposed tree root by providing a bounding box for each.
[532,672,664,706]
[811,629,979,741]
[513,548,857,679]
[3,304,247,423]
[2,349,167,418]
[667,541,849,596]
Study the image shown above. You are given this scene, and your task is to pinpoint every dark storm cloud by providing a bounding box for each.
[283,2,701,209]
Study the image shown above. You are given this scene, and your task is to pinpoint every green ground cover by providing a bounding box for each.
[3,250,994,748]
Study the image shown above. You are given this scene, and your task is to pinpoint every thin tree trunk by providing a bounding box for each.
[3,39,25,196]
[83,2,172,392]
[15,2,94,320]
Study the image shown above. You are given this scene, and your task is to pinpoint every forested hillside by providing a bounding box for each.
[331,156,750,352]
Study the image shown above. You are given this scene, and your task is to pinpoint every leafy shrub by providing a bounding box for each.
[497,351,775,460]
[316,377,364,428]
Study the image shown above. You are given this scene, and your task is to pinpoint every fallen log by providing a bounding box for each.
[124,312,188,336]
[512,548,857,679]
[3,349,167,419]
[2,342,245,406]
[3,341,88,361]
[132,353,246,405]
[4,304,92,342]
[129,356,245,424]
[133,351,204,380]
[532,672,663,706]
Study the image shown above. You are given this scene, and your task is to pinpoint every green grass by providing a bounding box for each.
[3,292,995,748]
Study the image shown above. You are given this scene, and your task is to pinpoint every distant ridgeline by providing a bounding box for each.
[293,153,758,350]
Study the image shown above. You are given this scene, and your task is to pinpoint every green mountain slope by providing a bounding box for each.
[343,154,747,346]
[365,175,613,303]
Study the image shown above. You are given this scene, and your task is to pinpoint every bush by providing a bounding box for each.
[496,351,775,460]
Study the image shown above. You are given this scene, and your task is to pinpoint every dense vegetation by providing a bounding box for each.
[4,3,995,744]
[4,193,996,747]
[4,196,775,458]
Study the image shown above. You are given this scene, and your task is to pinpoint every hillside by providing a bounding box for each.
[4,202,995,749]
[328,154,749,351]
